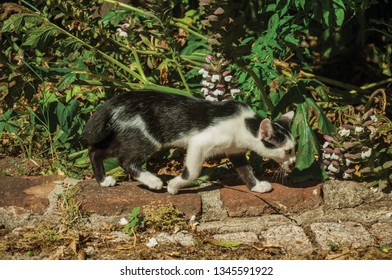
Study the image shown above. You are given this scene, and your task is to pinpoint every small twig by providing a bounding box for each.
[365,88,387,113]
[131,228,137,247]
[360,77,392,91]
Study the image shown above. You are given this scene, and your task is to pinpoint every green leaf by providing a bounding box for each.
[2,14,25,32]
[333,0,346,27]
[206,239,243,248]
[58,72,77,90]
[292,102,319,170]
[101,9,128,26]
[23,25,60,49]
[284,34,299,45]
[2,14,43,33]
[305,97,336,135]
[129,207,141,219]
[380,245,390,253]
[55,99,79,133]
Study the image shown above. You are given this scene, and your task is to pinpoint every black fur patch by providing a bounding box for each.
[181,167,190,180]
[107,92,247,143]
[245,116,261,137]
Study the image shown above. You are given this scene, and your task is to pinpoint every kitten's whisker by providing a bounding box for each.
[272,166,280,183]
[278,164,288,185]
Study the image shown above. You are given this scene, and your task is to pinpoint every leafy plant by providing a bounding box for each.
[60,184,82,225]
[1,0,391,186]
[321,90,392,189]
[122,207,144,236]
[143,203,186,231]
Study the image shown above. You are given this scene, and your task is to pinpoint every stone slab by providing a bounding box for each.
[198,215,294,234]
[213,232,259,244]
[310,222,374,251]
[323,180,392,209]
[199,188,227,221]
[260,225,314,256]
[219,182,322,217]
[369,223,392,246]
[76,179,201,218]
[0,175,64,214]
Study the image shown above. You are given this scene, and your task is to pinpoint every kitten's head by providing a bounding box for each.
[259,111,296,167]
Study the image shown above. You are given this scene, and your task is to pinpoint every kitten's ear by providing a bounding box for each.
[277,111,294,130]
[259,119,274,140]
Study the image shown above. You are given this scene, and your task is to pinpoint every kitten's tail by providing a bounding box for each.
[83,106,112,145]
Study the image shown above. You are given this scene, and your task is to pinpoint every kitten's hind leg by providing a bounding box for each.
[167,144,204,194]
[120,160,163,190]
[88,146,116,187]
[228,154,272,193]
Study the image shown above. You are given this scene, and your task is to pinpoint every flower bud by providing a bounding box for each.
[345,168,356,174]
[327,164,339,173]
[362,108,374,120]
[342,124,355,130]
[344,153,361,159]
[361,148,372,159]
[363,120,374,127]
[330,153,340,160]
[205,54,214,63]
[360,167,371,173]
[323,135,336,143]
[331,160,340,167]
[342,141,359,149]
[355,126,364,133]
[338,128,350,137]
[211,74,221,82]
[321,148,334,153]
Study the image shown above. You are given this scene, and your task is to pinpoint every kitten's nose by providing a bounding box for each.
[290,156,296,165]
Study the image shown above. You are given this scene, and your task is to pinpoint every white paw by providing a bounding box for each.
[251,181,272,193]
[100,176,116,187]
[167,181,180,195]
[136,171,163,190]
[146,177,163,190]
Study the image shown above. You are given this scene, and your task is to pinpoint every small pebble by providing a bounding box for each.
[146,238,158,248]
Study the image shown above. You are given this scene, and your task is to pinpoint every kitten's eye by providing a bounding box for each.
[285,149,292,155]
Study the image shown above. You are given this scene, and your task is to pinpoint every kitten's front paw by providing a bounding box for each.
[100,176,116,187]
[251,181,272,193]
[146,177,163,190]
[167,181,179,195]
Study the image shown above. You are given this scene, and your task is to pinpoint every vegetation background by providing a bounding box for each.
[0,0,391,189]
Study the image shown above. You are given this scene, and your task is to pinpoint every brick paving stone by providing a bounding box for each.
[198,215,293,234]
[310,222,374,251]
[219,182,322,217]
[369,222,392,246]
[260,225,314,256]
[76,180,201,218]
[213,232,259,244]
[0,175,64,214]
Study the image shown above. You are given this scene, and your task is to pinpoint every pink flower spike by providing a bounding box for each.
[222,70,232,76]
[205,54,214,63]
[344,153,361,159]
[321,147,334,153]
[323,135,336,143]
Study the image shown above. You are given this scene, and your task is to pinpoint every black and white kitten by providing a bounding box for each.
[83,91,296,194]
